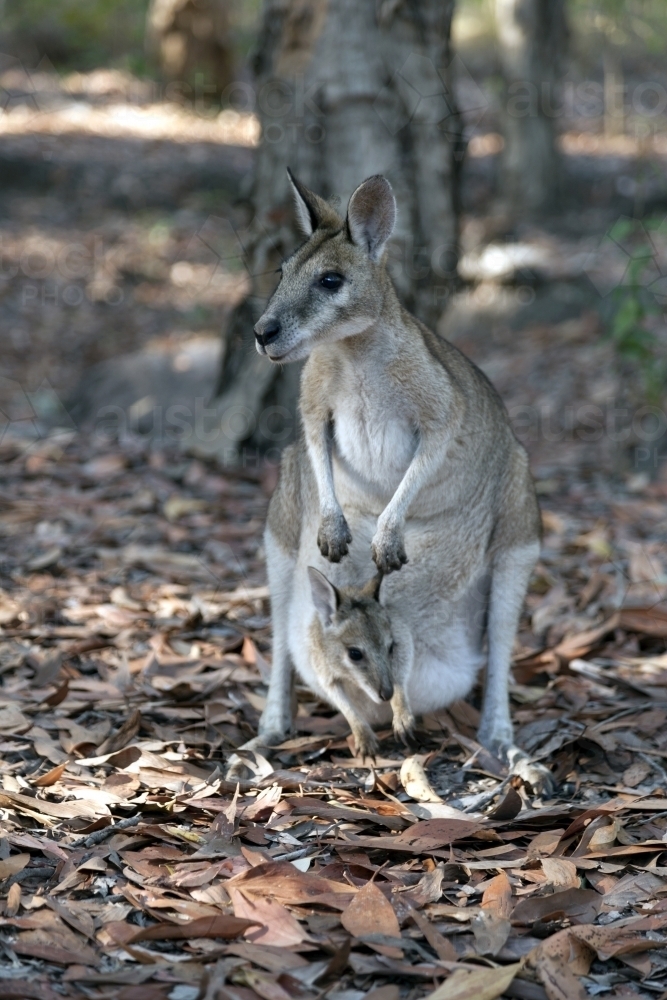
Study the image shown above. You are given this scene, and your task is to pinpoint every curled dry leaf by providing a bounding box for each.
[400,756,443,803]
[34,762,69,787]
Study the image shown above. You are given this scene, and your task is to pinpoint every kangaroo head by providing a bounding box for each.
[254,171,397,362]
[307,566,394,704]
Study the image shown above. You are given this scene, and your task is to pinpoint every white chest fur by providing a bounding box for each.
[332,391,416,490]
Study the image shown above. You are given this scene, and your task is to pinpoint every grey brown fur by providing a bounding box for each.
[229,172,549,789]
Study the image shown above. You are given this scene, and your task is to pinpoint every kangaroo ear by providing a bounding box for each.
[346,175,396,261]
[360,572,383,602]
[287,168,340,237]
[308,566,339,625]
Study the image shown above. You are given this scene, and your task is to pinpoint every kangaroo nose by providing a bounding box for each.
[255,319,281,347]
[380,681,394,702]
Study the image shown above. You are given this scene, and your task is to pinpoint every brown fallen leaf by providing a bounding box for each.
[622,760,651,787]
[5,883,21,917]
[570,919,667,960]
[14,925,98,967]
[393,818,483,851]
[128,914,257,943]
[600,871,664,910]
[230,966,293,1000]
[0,853,30,879]
[34,761,69,787]
[229,859,354,905]
[423,961,523,1000]
[45,896,97,940]
[224,940,309,972]
[61,965,156,985]
[42,678,70,707]
[0,981,63,1000]
[488,785,523,820]
[408,904,457,961]
[527,829,564,859]
[0,789,103,821]
[512,888,601,926]
[98,920,140,948]
[541,857,580,890]
[228,886,309,947]
[340,879,402,959]
[618,604,667,637]
[96,709,142,756]
[482,871,513,919]
[365,987,400,1000]
[535,952,587,1000]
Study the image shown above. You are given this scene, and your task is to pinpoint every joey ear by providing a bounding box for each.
[308,566,339,625]
[346,175,396,261]
[360,572,383,602]
[287,168,341,236]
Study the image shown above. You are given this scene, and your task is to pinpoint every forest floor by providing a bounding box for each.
[1,68,667,1000]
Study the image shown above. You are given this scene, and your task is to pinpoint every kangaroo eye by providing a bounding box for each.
[319,272,343,291]
[389,642,395,655]
[347,647,364,661]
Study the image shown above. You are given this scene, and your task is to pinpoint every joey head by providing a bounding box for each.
[307,566,413,760]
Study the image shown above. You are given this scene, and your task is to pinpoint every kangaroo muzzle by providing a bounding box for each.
[379,680,394,702]
[254,317,281,349]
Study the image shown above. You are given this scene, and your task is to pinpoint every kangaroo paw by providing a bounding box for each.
[317,512,352,562]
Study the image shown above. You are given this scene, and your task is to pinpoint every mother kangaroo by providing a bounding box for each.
[235,171,550,790]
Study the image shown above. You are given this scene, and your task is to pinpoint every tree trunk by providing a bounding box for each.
[193,0,462,465]
[495,0,568,216]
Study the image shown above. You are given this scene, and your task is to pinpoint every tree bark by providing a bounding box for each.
[194,0,462,465]
[495,0,568,216]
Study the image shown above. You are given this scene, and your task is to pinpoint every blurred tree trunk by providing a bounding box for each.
[495,0,568,216]
[194,0,462,465]
[146,0,234,100]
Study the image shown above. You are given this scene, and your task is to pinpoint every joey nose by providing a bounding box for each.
[255,318,281,346]
[380,681,394,702]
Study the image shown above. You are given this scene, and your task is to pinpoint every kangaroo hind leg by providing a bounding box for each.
[478,541,553,794]
[226,528,296,779]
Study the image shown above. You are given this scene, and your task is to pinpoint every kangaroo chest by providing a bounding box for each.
[331,384,416,489]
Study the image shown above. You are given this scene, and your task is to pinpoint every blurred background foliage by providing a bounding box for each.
[1,0,665,77]
[453,0,667,59]
[0,0,262,75]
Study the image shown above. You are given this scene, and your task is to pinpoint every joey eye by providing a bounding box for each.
[319,272,344,291]
[389,642,395,655]
[347,647,364,662]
